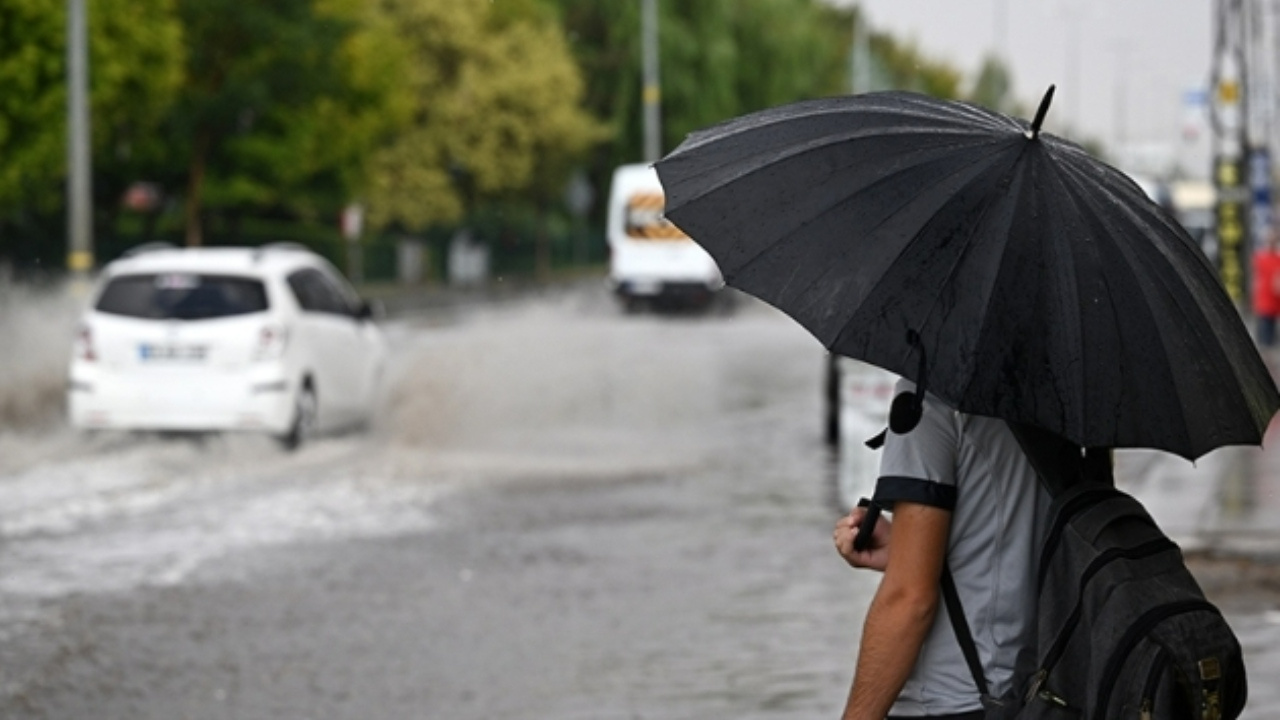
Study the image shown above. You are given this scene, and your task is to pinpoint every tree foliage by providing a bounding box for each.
[967,54,1016,115]
[169,0,386,243]
[663,0,853,144]
[0,0,183,213]
[363,0,608,231]
[0,0,997,270]
[546,0,971,228]
[869,34,962,99]
[549,0,853,171]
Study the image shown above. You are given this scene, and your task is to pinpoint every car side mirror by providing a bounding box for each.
[355,298,384,322]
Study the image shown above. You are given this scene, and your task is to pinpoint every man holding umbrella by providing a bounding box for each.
[655,87,1278,719]
[831,382,1048,719]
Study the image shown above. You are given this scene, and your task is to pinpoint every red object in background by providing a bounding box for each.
[122,182,161,212]
[1253,246,1280,317]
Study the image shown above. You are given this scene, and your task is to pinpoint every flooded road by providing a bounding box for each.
[0,285,873,719]
[1,283,1278,718]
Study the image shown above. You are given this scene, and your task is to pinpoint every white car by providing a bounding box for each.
[68,244,387,448]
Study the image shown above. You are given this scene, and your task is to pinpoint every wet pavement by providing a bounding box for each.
[0,282,1277,718]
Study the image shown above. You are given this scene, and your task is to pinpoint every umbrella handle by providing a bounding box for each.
[888,329,928,434]
[853,497,882,552]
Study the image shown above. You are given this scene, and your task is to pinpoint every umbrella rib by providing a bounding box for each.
[727,136,1017,294]
[825,142,1027,387]
[1053,155,1207,453]
[676,92,1019,156]
[669,126,991,215]
[960,148,1088,442]
[887,143,1030,377]
[913,146,1027,322]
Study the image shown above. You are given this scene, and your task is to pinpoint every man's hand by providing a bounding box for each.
[841,502,951,720]
[833,505,892,571]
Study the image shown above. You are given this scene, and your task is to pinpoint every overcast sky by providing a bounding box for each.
[850,0,1214,173]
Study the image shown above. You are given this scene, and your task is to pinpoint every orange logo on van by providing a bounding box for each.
[625,192,689,240]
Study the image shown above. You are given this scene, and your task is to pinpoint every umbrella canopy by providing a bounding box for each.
[655,89,1280,460]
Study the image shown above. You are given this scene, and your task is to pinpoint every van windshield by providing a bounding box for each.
[625,191,689,240]
[95,273,269,320]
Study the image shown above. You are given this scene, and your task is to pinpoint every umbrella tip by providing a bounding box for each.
[1028,85,1056,139]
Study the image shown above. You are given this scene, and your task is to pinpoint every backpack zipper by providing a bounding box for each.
[1094,599,1222,719]
[1035,537,1178,679]
[1139,646,1170,720]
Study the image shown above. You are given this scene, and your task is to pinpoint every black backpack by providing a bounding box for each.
[939,424,1248,719]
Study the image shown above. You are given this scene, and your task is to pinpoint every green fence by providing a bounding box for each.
[101,212,607,285]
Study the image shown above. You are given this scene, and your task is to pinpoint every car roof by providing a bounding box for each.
[103,245,325,278]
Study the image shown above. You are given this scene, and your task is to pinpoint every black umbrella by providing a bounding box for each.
[655,88,1280,460]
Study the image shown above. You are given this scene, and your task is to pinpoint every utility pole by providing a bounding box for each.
[641,0,662,163]
[851,7,872,94]
[1245,0,1274,149]
[1211,0,1250,304]
[1246,0,1274,284]
[66,0,93,278]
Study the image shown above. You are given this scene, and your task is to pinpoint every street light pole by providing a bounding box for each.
[641,0,662,163]
[66,0,93,278]
[852,6,871,94]
[1211,0,1250,305]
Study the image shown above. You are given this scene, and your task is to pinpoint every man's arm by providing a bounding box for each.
[840,501,951,720]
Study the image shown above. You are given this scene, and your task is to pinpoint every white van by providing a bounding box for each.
[606,163,723,310]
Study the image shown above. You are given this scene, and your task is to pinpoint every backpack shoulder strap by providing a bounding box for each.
[940,565,990,699]
[941,423,1115,703]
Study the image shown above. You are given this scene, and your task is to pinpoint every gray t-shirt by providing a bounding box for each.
[873,380,1048,717]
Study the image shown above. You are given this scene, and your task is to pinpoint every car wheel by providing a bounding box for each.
[620,294,645,314]
[279,383,317,451]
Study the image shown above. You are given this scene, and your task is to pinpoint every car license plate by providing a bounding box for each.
[630,279,661,295]
[138,343,208,361]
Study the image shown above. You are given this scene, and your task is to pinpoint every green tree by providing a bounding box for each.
[662,0,852,144]
[199,0,410,223]
[867,34,962,98]
[363,0,608,232]
[0,0,183,216]
[967,54,1016,115]
[168,0,404,245]
[546,0,969,237]
[550,0,851,173]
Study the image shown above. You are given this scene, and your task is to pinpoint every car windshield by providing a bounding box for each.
[95,273,269,320]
